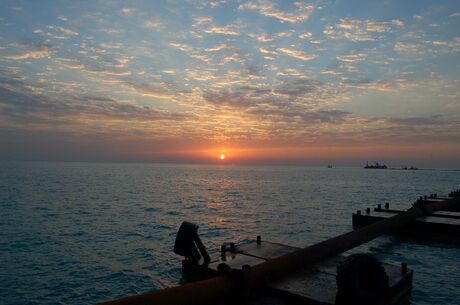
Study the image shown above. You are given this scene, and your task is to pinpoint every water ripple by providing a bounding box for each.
[1,162,460,305]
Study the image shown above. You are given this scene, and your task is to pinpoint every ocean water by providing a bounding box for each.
[1,162,459,305]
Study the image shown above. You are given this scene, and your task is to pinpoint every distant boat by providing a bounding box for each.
[402,165,419,170]
[364,161,387,169]
[327,164,333,168]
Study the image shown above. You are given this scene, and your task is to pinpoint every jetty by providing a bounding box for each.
[97,188,460,305]
[353,193,460,242]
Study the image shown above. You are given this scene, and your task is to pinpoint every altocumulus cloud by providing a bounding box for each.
[239,1,315,24]
[0,80,187,126]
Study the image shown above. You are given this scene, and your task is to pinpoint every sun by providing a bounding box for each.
[220,153,225,160]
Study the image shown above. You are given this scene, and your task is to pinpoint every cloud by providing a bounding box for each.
[99,42,124,49]
[86,68,131,76]
[5,49,50,60]
[100,28,123,34]
[321,70,342,77]
[336,53,366,63]
[0,81,187,125]
[335,53,367,72]
[324,18,404,42]
[277,47,317,61]
[192,17,213,28]
[394,42,423,56]
[191,16,241,36]
[55,57,85,69]
[259,47,277,55]
[48,25,78,36]
[208,0,228,8]
[274,78,321,96]
[247,107,350,124]
[272,30,295,38]
[4,41,56,60]
[450,12,460,17]
[386,115,446,126]
[203,83,350,125]
[169,42,194,52]
[344,76,415,92]
[430,40,448,46]
[53,51,133,76]
[203,86,271,109]
[298,32,313,39]
[122,79,190,101]
[390,20,404,27]
[251,30,296,42]
[120,7,136,16]
[394,37,460,57]
[44,25,79,39]
[202,25,240,35]
[204,44,231,52]
[144,20,163,30]
[203,76,343,111]
[239,1,314,23]
[249,33,274,42]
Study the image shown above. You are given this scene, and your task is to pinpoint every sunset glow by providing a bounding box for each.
[220,154,225,160]
[0,1,459,167]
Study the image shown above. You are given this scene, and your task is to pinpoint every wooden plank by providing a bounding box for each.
[183,241,300,276]
[271,269,335,304]
[188,244,414,305]
[364,210,460,225]
[374,208,460,220]
[207,252,265,272]
[269,255,412,305]
[353,213,460,238]
[236,241,300,260]
[432,211,460,219]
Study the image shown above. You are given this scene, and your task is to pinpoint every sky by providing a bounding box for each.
[0,0,459,167]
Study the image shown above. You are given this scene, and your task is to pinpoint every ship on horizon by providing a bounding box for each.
[402,165,419,170]
[364,161,387,169]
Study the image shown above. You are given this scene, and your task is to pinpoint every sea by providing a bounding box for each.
[1,162,459,305]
